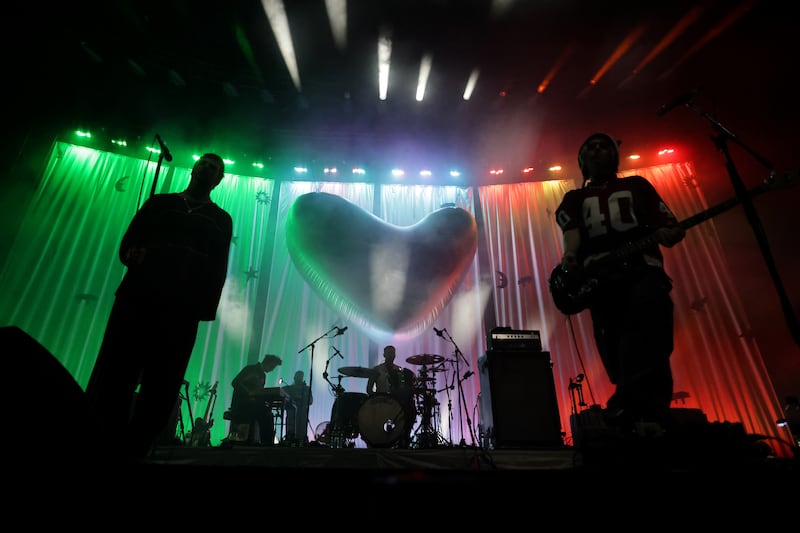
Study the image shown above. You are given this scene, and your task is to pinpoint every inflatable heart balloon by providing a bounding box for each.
[286,192,478,340]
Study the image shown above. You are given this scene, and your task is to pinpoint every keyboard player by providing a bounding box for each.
[230,354,283,446]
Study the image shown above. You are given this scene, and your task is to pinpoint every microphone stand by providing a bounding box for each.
[444,364,455,445]
[148,140,169,199]
[433,378,453,447]
[181,380,194,436]
[322,351,346,447]
[298,325,338,447]
[686,100,800,347]
[439,329,476,447]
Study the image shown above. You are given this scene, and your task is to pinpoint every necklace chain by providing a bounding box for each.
[180,193,210,213]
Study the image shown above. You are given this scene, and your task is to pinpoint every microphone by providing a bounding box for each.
[335,326,348,337]
[155,134,173,162]
[656,87,701,117]
[433,327,444,337]
[463,371,474,380]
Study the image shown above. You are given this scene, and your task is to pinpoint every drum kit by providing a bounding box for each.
[326,354,448,449]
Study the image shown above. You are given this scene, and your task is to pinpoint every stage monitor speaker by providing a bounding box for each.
[2,325,102,465]
[484,350,562,448]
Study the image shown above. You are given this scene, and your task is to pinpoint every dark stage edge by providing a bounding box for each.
[22,420,798,506]
[133,417,797,476]
[34,423,799,477]
[19,434,797,516]
[138,439,793,477]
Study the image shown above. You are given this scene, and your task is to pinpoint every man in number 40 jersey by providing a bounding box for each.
[554,132,685,435]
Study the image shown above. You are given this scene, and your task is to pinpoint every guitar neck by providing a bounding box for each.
[604,178,775,266]
[202,381,218,422]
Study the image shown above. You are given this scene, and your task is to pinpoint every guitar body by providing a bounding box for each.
[190,380,218,447]
[191,418,213,447]
[548,264,594,315]
[549,260,649,315]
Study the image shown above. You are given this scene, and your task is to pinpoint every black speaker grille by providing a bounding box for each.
[483,350,563,448]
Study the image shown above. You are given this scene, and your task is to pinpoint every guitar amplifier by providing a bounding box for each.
[487,326,542,352]
[479,350,562,448]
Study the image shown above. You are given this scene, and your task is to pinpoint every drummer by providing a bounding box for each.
[366,345,416,448]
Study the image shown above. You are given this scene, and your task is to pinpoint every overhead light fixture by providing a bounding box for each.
[261,0,301,90]
[416,53,433,102]
[378,28,392,101]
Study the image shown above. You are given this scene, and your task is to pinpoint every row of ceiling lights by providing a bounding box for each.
[74,129,679,182]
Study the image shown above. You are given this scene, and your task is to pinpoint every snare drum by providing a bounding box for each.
[357,393,407,448]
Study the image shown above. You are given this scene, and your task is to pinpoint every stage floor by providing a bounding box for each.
[19,426,796,516]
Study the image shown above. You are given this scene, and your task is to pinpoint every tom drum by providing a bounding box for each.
[330,392,367,438]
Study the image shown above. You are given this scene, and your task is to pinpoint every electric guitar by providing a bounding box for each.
[549,173,792,315]
[191,381,218,447]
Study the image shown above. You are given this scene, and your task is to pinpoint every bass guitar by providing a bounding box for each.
[549,173,792,315]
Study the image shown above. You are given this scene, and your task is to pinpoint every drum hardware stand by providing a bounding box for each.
[436,327,477,447]
[410,365,449,448]
[412,391,448,449]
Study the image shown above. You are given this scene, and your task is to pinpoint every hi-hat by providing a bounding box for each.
[338,366,376,378]
[406,354,445,365]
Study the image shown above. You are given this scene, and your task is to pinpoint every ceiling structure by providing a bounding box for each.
[14,0,797,180]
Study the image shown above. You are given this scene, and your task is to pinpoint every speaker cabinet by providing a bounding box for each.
[2,326,101,464]
[481,350,562,448]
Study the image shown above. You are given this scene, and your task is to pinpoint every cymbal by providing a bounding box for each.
[338,366,376,378]
[406,354,445,365]
[415,376,435,383]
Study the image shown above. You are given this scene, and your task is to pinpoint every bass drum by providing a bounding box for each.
[357,393,406,448]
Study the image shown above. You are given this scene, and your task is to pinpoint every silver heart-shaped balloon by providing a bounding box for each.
[286,192,477,339]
